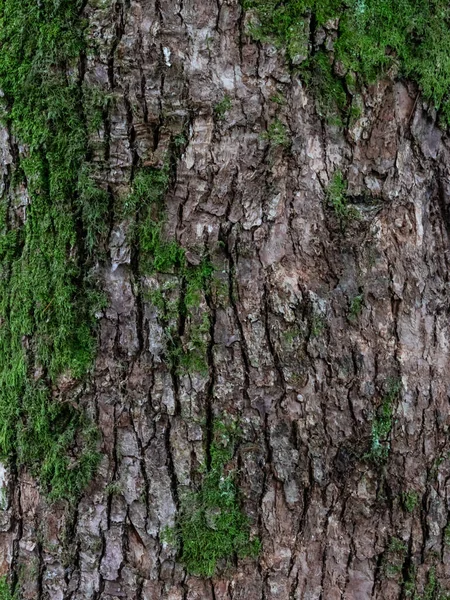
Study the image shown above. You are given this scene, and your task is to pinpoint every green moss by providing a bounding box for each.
[383,536,407,578]
[165,419,260,577]
[423,568,439,600]
[0,577,15,600]
[261,119,290,147]
[404,564,418,598]
[325,171,359,226]
[444,523,450,546]
[128,164,214,375]
[369,379,401,463]
[310,310,326,337]
[0,0,106,501]
[168,312,211,376]
[348,95,363,125]
[300,51,347,124]
[336,1,450,124]
[419,567,450,600]
[402,490,419,513]
[147,279,212,376]
[131,166,187,275]
[104,481,123,496]
[244,0,342,52]
[348,293,363,322]
[269,91,287,105]
[214,95,233,121]
[244,0,450,124]
[282,325,303,347]
[77,166,111,256]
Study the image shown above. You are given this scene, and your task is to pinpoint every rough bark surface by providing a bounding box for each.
[1,1,450,599]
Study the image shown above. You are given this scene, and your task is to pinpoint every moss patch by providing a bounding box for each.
[368,379,401,463]
[325,171,359,226]
[401,490,419,513]
[260,118,290,148]
[0,0,107,500]
[244,0,450,124]
[164,419,260,577]
[214,95,233,121]
[382,536,407,578]
[125,162,214,375]
[348,293,364,322]
[405,566,450,600]
[0,576,15,600]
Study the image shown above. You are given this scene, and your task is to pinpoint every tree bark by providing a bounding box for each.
[1,1,450,599]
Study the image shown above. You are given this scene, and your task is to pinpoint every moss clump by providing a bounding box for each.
[126,164,214,374]
[244,0,341,58]
[401,490,419,513]
[124,164,185,274]
[300,51,347,124]
[214,95,233,121]
[261,119,290,148]
[325,171,359,225]
[0,577,15,600]
[404,565,450,599]
[270,91,287,105]
[146,272,212,376]
[310,309,326,338]
[383,536,407,578]
[244,0,450,124]
[369,379,401,462]
[0,0,107,500]
[165,420,260,577]
[421,567,450,600]
[348,293,363,322]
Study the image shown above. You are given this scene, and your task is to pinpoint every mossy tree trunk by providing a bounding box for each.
[1,1,450,599]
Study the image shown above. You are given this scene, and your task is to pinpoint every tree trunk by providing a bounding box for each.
[1,1,450,599]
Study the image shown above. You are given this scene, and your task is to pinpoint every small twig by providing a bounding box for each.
[41,298,55,315]
[408,92,420,125]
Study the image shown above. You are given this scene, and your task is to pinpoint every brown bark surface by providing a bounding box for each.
[2,1,450,598]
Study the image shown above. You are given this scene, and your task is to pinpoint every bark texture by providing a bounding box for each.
[2,1,450,599]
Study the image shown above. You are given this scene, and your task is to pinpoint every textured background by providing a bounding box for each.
[2,1,450,598]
